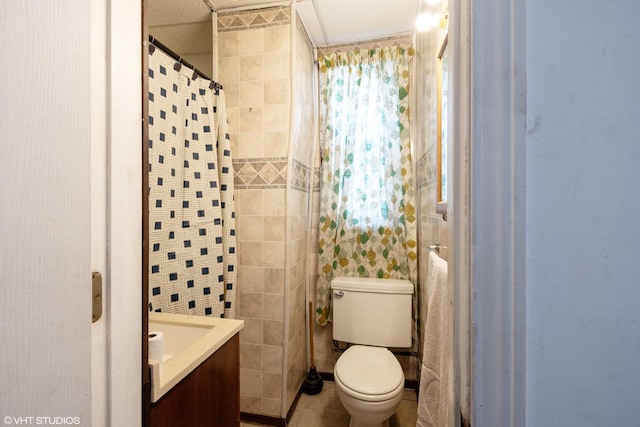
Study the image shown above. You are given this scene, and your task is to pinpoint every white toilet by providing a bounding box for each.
[331,276,414,427]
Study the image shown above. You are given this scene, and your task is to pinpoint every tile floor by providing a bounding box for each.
[241,381,418,427]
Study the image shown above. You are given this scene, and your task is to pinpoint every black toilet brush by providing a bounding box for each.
[302,301,323,395]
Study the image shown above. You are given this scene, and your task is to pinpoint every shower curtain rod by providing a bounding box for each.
[148,35,223,90]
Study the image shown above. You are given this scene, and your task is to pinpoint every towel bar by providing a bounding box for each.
[428,243,447,254]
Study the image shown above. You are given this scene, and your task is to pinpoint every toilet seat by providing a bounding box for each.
[334,345,404,402]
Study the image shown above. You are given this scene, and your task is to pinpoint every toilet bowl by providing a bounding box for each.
[334,345,405,427]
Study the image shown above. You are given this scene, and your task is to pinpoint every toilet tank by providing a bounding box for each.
[331,276,414,348]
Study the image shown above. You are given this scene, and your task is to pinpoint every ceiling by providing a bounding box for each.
[148,0,422,46]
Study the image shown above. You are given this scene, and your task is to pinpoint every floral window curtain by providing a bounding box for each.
[315,46,417,326]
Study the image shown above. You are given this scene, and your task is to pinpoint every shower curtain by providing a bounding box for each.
[147,46,237,318]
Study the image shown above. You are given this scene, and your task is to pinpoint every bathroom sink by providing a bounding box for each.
[148,312,244,402]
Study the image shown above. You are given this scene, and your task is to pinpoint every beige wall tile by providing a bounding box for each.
[264,131,289,157]
[239,317,263,344]
[263,104,288,131]
[286,215,298,239]
[237,214,263,241]
[238,265,263,293]
[263,345,283,373]
[218,31,239,58]
[238,240,262,266]
[264,79,289,105]
[223,82,239,108]
[263,319,283,346]
[263,267,285,294]
[238,131,264,158]
[263,241,284,267]
[262,398,281,417]
[230,133,240,159]
[240,106,263,132]
[239,28,264,56]
[240,343,263,370]
[236,189,263,215]
[263,216,285,241]
[239,80,264,107]
[226,106,240,134]
[264,53,289,80]
[219,56,239,84]
[240,368,263,397]
[240,55,264,81]
[264,25,289,54]
[286,362,296,392]
[238,291,263,318]
[263,293,284,320]
[263,189,286,215]
[239,395,261,414]
[263,372,282,398]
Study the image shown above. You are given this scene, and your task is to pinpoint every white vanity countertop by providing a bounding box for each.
[148,312,244,403]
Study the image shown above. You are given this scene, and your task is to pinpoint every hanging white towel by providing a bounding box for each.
[417,251,449,427]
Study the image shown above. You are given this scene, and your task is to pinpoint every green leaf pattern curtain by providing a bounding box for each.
[316,46,417,326]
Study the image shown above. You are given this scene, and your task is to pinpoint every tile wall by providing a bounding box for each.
[218,5,316,418]
[218,6,291,417]
[285,14,316,412]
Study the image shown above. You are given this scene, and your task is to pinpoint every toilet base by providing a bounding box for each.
[337,383,402,427]
[349,418,390,427]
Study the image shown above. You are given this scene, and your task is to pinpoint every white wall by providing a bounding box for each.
[525,0,640,425]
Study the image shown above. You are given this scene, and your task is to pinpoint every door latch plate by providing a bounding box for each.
[92,272,103,323]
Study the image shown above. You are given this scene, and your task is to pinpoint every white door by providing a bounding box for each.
[0,2,92,424]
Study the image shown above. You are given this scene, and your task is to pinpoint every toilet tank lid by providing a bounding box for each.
[330,277,414,294]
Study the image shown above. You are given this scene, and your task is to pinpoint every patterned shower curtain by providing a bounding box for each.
[315,46,417,326]
[147,46,237,318]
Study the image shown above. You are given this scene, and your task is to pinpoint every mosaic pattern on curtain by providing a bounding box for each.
[148,47,237,318]
[315,46,417,327]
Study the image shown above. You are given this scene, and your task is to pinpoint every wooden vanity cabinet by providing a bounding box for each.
[150,333,240,427]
